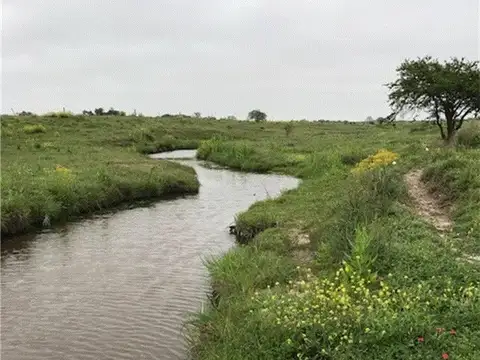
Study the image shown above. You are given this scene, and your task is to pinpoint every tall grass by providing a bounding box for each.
[422,148,480,254]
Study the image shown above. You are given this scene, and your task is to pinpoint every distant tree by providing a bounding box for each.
[365,116,374,122]
[376,112,397,125]
[387,56,480,142]
[193,112,201,118]
[227,115,237,121]
[105,107,120,116]
[18,111,34,116]
[247,109,267,122]
[94,107,104,116]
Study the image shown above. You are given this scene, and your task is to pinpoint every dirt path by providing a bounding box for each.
[404,169,452,233]
[405,169,480,264]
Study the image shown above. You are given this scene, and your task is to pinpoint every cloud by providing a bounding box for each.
[2,0,478,119]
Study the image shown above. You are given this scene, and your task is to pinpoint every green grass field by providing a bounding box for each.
[190,120,480,360]
[2,114,479,359]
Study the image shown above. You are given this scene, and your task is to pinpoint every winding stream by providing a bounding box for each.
[1,150,299,360]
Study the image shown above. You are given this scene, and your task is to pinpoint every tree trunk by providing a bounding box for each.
[445,116,456,144]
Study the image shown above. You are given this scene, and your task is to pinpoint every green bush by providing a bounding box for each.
[340,152,367,166]
[456,121,480,148]
[314,167,404,267]
[23,124,46,134]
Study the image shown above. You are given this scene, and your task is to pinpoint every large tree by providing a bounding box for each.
[387,56,480,142]
[247,109,267,122]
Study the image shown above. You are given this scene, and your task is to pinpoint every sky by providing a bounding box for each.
[1,0,479,120]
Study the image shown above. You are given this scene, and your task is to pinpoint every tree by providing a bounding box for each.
[94,107,104,116]
[193,112,201,118]
[247,109,267,122]
[387,56,480,142]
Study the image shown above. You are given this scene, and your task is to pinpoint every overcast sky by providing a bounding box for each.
[1,0,478,120]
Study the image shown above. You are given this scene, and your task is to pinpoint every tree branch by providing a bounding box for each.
[454,106,473,130]
[458,106,473,120]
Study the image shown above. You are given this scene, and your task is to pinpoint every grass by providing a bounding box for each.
[187,121,480,360]
[2,114,479,358]
[4,115,314,236]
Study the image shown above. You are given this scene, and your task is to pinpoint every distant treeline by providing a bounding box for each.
[10,108,235,120]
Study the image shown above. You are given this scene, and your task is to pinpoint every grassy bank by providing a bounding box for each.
[1,115,225,236]
[189,122,480,359]
[0,115,368,237]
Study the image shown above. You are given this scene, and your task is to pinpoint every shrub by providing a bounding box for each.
[284,122,294,137]
[352,149,398,174]
[44,111,74,118]
[23,124,47,134]
[340,153,367,166]
[456,121,480,148]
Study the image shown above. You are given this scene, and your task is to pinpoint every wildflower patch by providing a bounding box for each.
[251,264,479,359]
[352,149,398,174]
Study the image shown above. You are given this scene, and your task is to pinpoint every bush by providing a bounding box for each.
[352,149,398,174]
[44,111,74,118]
[314,165,404,267]
[456,121,480,148]
[23,124,47,134]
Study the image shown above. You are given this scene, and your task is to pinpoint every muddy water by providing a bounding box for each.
[1,150,299,360]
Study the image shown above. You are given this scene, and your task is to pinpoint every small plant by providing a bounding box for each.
[340,153,367,166]
[23,124,47,134]
[284,122,294,137]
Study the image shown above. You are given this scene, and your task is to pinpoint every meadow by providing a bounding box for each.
[0,114,331,236]
[0,114,240,236]
[1,114,479,359]
[190,120,480,360]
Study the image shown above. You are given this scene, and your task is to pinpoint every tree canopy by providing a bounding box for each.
[387,56,480,141]
[247,109,267,122]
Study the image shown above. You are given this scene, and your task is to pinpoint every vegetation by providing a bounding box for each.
[2,55,479,357]
[188,119,480,359]
[1,114,256,236]
[248,109,267,122]
[387,56,480,142]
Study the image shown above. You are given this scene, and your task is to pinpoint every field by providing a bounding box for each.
[2,115,479,359]
[0,115,235,236]
[189,120,480,360]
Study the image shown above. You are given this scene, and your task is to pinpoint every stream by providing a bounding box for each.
[1,150,299,360]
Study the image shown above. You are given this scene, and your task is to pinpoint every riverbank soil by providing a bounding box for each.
[190,121,480,360]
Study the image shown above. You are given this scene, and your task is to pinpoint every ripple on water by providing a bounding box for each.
[1,153,299,360]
